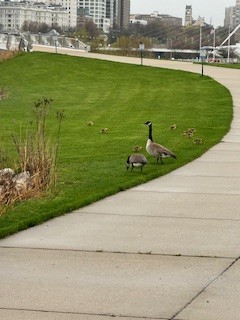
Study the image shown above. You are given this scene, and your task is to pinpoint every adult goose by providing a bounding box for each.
[144,121,176,163]
[126,154,148,172]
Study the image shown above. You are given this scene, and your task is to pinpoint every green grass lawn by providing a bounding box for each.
[0,52,233,238]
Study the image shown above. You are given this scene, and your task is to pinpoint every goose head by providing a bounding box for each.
[144,121,152,126]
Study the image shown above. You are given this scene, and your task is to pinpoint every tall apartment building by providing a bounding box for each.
[106,0,114,26]
[115,0,129,29]
[77,0,130,32]
[77,0,111,32]
[224,0,240,28]
[51,0,77,28]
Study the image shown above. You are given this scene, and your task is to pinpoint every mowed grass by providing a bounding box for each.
[0,52,233,238]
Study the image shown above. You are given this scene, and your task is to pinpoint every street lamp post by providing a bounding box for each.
[200,48,207,77]
[139,42,145,66]
[54,39,57,53]
[227,25,231,63]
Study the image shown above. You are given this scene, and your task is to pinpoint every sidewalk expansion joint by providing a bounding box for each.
[0,307,168,319]
[0,246,236,260]
[169,257,240,320]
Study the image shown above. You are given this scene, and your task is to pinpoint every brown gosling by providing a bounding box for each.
[126,154,148,172]
[100,128,108,133]
[194,138,203,145]
[133,145,142,152]
[144,121,176,164]
[188,128,196,133]
[183,130,193,138]
[170,124,177,130]
[87,121,94,126]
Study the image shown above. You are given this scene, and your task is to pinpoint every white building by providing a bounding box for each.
[77,0,111,32]
[129,15,147,26]
[0,0,130,34]
[0,0,77,31]
[48,0,77,29]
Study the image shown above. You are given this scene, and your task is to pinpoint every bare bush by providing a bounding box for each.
[0,98,64,211]
[0,51,18,63]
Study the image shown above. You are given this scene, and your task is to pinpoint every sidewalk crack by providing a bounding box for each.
[170,257,239,320]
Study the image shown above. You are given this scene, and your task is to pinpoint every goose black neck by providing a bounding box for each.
[148,123,153,141]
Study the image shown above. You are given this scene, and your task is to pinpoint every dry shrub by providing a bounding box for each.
[13,98,64,192]
[0,98,64,211]
[0,50,17,62]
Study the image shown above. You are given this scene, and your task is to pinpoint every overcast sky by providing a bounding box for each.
[130,1,236,27]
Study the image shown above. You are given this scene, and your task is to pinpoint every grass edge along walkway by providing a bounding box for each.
[0,52,233,238]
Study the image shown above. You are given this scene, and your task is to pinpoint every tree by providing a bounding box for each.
[84,20,99,38]
[21,21,62,34]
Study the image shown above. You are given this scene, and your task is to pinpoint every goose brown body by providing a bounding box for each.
[126,154,148,172]
[145,121,176,163]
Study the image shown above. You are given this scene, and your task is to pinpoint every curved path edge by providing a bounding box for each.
[0,49,240,320]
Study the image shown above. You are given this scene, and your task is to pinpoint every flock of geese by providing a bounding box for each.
[126,121,177,173]
[87,120,201,173]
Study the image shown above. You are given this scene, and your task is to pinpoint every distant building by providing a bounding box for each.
[77,0,111,32]
[0,0,72,31]
[224,0,240,41]
[115,0,130,29]
[51,0,77,29]
[77,0,129,33]
[193,16,207,27]
[184,6,208,28]
[106,0,114,28]
[184,5,192,26]
[135,11,182,26]
[129,15,147,26]
[225,0,240,28]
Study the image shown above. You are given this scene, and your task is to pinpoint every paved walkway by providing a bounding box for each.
[1,51,240,320]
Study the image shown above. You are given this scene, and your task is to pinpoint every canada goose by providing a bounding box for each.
[133,145,142,152]
[126,154,148,172]
[144,121,176,164]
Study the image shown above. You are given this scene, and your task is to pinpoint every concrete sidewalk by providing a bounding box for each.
[0,54,240,320]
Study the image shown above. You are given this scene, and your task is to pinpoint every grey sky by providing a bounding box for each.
[130,0,236,27]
